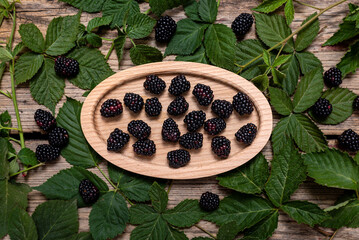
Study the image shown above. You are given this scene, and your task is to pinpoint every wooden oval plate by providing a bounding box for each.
[81,61,272,179]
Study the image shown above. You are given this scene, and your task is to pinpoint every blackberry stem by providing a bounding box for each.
[356,189,359,200]
[0,89,12,98]
[329,229,339,240]
[8,137,21,145]
[194,224,217,239]
[293,0,324,10]
[144,8,151,15]
[10,163,45,177]
[313,226,331,236]
[167,180,173,194]
[130,38,136,47]
[101,37,114,41]
[105,40,115,61]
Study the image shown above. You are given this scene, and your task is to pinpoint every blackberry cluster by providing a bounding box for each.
[162,118,181,142]
[100,99,123,117]
[204,118,226,135]
[107,128,130,152]
[235,123,257,145]
[145,97,162,117]
[167,96,189,116]
[35,144,60,162]
[128,120,151,140]
[124,93,144,113]
[211,136,231,159]
[48,127,69,148]
[184,110,206,132]
[54,56,79,78]
[144,75,166,94]
[312,98,332,118]
[353,96,359,111]
[199,192,220,211]
[167,149,191,168]
[34,109,56,131]
[192,83,214,106]
[168,75,191,96]
[211,100,233,119]
[338,129,359,152]
[233,92,254,115]
[324,67,342,88]
[133,139,156,156]
[79,179,100,204]
[155,16,177,43]
[179,132,203,149]
[231,13,254,37]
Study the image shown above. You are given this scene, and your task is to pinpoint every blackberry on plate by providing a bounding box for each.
[48,127,69,148]
[167,149,191,168]
[168,75,191,96]
[34,109,56,131]
[231,13,254,37]
[167,96,189,116]
[54,56,79,78]
[179,132,203,149]
[145,97,162,116]
[192,83,214,106]
[35,144,60,162]
[79,179,100,204]
[124,93,144,113]
[184,110,206,132]
[204,118,226,135]
[235,123,257,145]
[100,99,123,117]
[211,136,231,159]
[199,192,220,211]
[162,118,181,142]
[353,96,359,111]
[211,99,233,119]
[324,67,342,88]
[338,129,359,152]
[144,75,166,94]
[133,139,156,156]
[107,128,130,152]
[128,120,151,140]
[311,98,332,118]
[155,16,177,43]
[233,92,254,115]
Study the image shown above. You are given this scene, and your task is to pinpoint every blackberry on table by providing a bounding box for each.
[124,93,144,113]
[79,179,100,204]
[168,75,191,96]
[211,136,231,159]
[183,110,206,132]
[353,96,359,111]
[324,67,342,88]
[204,118,226,135]
[167,149,191,168]
[54,56,79,78]
[128,120,151,140]
[133,139,156,156]
[232,92,254,115]
[192,83,214,106]
[162,118,181,142]
[100,99,123,117]
[107,128,130,152]
[235,123,257,145]
[155,16,177,43]
[48,127,69,148]
[338,129,359,152]
[231,13,254,37]
[144,75,166,94]
[34,109,56,132]
[35,144,60,162]
[179,132,203,150]
[312,98,332,118]
[167,96,189,116]
[211,99,233,119]
[199,192,220,211]
[145,97,162,117]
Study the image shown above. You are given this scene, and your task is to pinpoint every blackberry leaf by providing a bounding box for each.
[269,87,293,116]
[321,199,359,229]
[295,51,323,74]
[198,0,217,23]
[217,221,240,240]
[176,45,209,64]
[253,0,287,14]
[102,0,140,29]
[184,1,202,22]
[295,13,319,52]
[323,20,359,46]
[8,208,38,240]
[17,148,38,166]
[279,53,300,95]
[130,45,163,65]
[149,0,184,17]
[127,13,156,39]
[15,53,44,85]
[87,16,112,32]
[114,32,127,66]
[18,23,45,53]
[0,138,9,179]
[242,210,279,240]
[337,40,359,78]
[284,0,294,25]
[130,215,168,240]
[59,0,104,13]
[149,182,168,213]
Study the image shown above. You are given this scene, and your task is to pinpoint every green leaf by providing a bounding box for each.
[204,23,236,71]
[337,40,359,77]
[346,3,359,27]
[57,97,102,168]
[0,138,9,179]
[87,16,112,32]
[184,0,201,22]
[130,204,159,225]
[32,200,79,240]
[166,226,188,240]
[18,23,45,53]
[284,0,294,25]
[12,42,25,57]
[269,87,293,115]
[198,0,217,23]
[74,232,94,240]
[59,0,104,13]
[175,45,209,64]
[272,54,291,67]
[354,152,359,165]
[0,111,11,137]
[89,192,129,240]
[149,0,186,17]
[0,62,6,81]
[9,159,19,176]
[295,13,319,52]
[292,68,323,113]
[34,166,109,207]
[303,148,359,190]
[17,148,38,166]
[262,50,271,66]
[29,58,65,113]
[14,53,44,85]
[295,51,323,74]
[0,47,13,61]
[130,215,168,240]
[192,238,212,240]
[127,13,156,39]
[323,21,359,46]
[114,32,127,66]
[279,53,299,95]
[8,208,38,240]
[322,199,359,228]
[271,115,291,154]
[217,221,240,240]
[86,33,102,48]
[102,0,140,29]
[235,39,265,77]
[130,45,163,65]
[271,68,286,87]
[242,210,279,240]
[253,0,287,13]
[149,182,168,213]
[251,74,269,92]
[217,153,269,194]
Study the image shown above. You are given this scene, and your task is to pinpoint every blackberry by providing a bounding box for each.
[79,179,100,204]
[204,118,226,135]
[211,136,231,159]
[35,144,60,162]
[155,16,177,43]
[353,96,359,111]
[162,118,181,142]
[231,13,254,36]
[133,139,156,156]
[199,192,220,211]
[124,93,144,113]
[167,149,191,168]
[324,67,342,88]
[179,132,203,149]
[34,109,56,132]
[167,96,189,116]
[338,129,359,152]
[192,83,214,106]
[107,128,130,152]
[183,110,206,132]
[54,56,79,78]
[144,75,166,94]
[232,92,254,115]
[100,99,123,117]
[311,98,332,118]
[235,123,257,145]
[145,97,162,117]
[168,75,191,96]
[128,120,151,140]
[211,100,233,119]
[48,127,69,148]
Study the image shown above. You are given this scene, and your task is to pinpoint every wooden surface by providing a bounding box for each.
[1,0,359,239]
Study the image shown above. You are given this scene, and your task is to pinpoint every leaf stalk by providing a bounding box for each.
[195,224,217,239]
[10,162,45,177]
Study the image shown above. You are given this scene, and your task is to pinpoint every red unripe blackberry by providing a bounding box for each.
[34,109,56,132]
[235,123,257,145]
[204,118,226,135]
[324,67,342,88]
[54,56,79,78]
[199,192,220,211]
[162,118,181,142]
[128,120,151,140]
[167,149,191,168]
[124,93,144,113]
[184,110,206,132]
[155,16,177,43]
[192,83,214,106]
[48,127,69,148]
[35,144,60,162]
[211,136,231,159]
[353,96,359,111]
[145,97,162,117]
[233,92,254,115]
[133,139,156,156]
[338,129,359,152]
[211,99,233,119]
[79,179,100,204]
[168,75,191,96]
[311,98,332,118]
[144,75,166,94]
[107,128,130,152]
[179,132,203,150]
[167,96,189,116]
[231,13,254,36]
[100,99,123,117]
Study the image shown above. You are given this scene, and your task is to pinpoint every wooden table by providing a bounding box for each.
[1,0,358,239]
